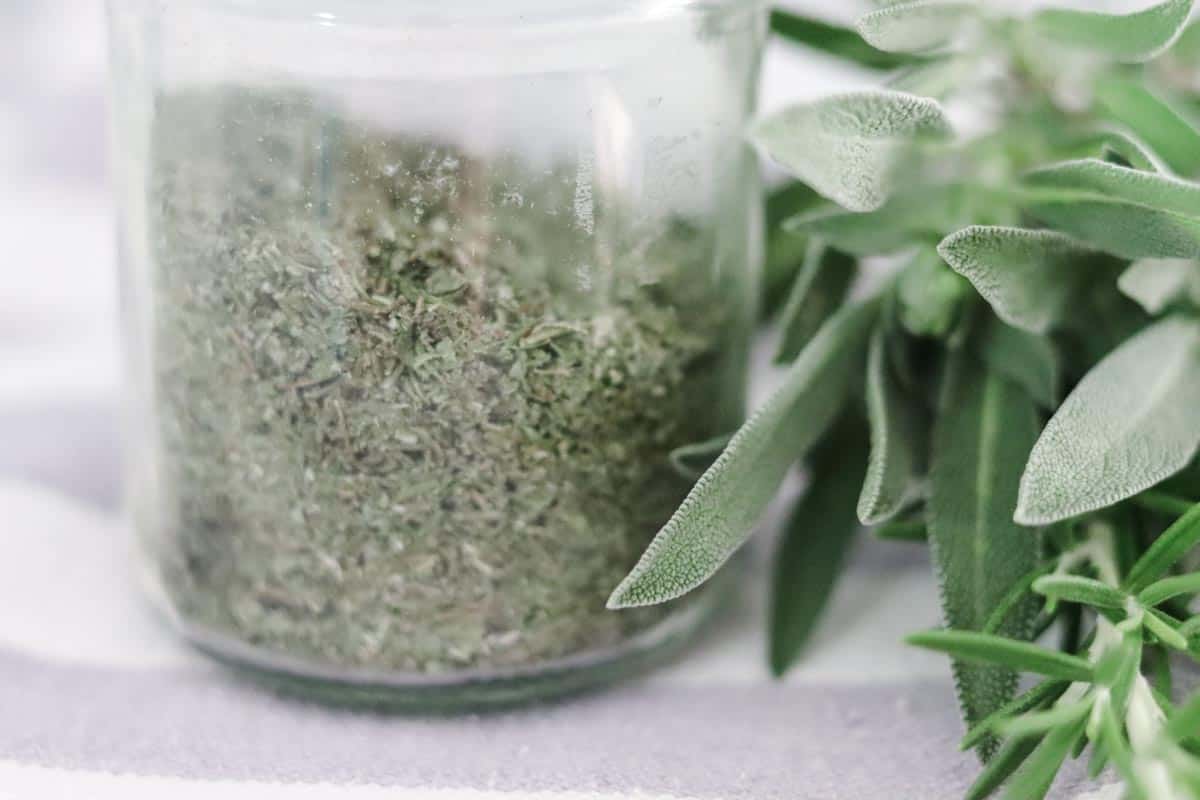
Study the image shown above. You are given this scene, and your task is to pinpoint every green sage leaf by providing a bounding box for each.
[1089,128,1174,173]
[1030,0,1194,63]
[907,631,1095,682]
[898,248,973,338]
[1016,316,1200,525]
[859,327,923,524]
[607,299,880,609]
[1124,500,1200,593]
[974,317,1060,409]
[669,434,733,482]
[786,184,1005,257]
[1031,575,1128,610]
[775,243,858,363]
[769,8,922,70]
[1095,78,1200,176]
[1025,159,1200,259]
[938,226,1094,335]
[928,352,1043,746]
[770,413,869,676]
[1118,258,1200,314]
[752,91,952,213]
[857,1,977,54]
[764,182,824,316]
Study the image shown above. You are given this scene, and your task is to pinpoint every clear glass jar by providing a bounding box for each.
[108,0,764,708]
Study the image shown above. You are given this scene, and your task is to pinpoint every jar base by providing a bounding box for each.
[175,590,718,712]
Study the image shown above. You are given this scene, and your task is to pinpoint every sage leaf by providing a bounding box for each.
[669,434,733,482]
[929,353,1043,748]
[1016,316,1200,525]
[1025,159,1200,259]
[1030,0,1194,63]
[906,631,1094,682]
[775,243,858,363]
[769,8,922,70]
[1118,258,1200,314]
[1088,128,1173,174]
[938,226,1094,334]
[857,1,977,54]
[1031,575,1128,610]
[1096,77,1200,175]
[1124,501,1200,593]
[859,327,923,524]
[974,317,1060,410]
[764,182,824,316]
[607,299,880,609]
[770,413,869,675]
[752,91,952,213]
[897,247,972,338]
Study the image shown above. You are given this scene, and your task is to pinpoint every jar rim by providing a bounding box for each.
[165,0,761,29]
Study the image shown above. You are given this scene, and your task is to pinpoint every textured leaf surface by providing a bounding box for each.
[859,328,923,524]
[753,91,952,213]
[1118,258,1200,314]
[608,300,880,609]
[975,317,1060,409]
[770,414,869,675]
[897,247,972,338]
[1030,0,1194,63]
[857,1,977,54]
[769,8,923,70]
[1095,78,1200,175]
[1017,316,1200,525]
[929,353,1042,752]
[669,435,733,482]
[775,243,858,363]
[1025,159,1200,259]
[1091,128,1173,173]
[938,226,1094,334]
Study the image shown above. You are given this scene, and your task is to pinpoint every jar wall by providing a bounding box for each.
[110,0,764,705]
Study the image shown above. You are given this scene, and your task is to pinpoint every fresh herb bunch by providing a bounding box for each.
[608,2,1200,798]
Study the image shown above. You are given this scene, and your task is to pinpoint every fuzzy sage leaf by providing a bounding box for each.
[752,91,952,213]
[1016,315,1200,525]
[1030,0,1195,64]
[974,317,1060,410]
[1024,159,1200,260]
[938,226,1095,335]
[608,299,880,609]
[775,243,858,363]
[1095,77,1200,176]
[770,413,869,675]
[929,352,1043,751]
[856,1,977,54]
[1118,258,1200,314]
[859,327,923,524]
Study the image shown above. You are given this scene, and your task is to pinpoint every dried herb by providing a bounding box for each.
[141,90,739,673]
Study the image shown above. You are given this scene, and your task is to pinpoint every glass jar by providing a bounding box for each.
[108,0,764,708]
